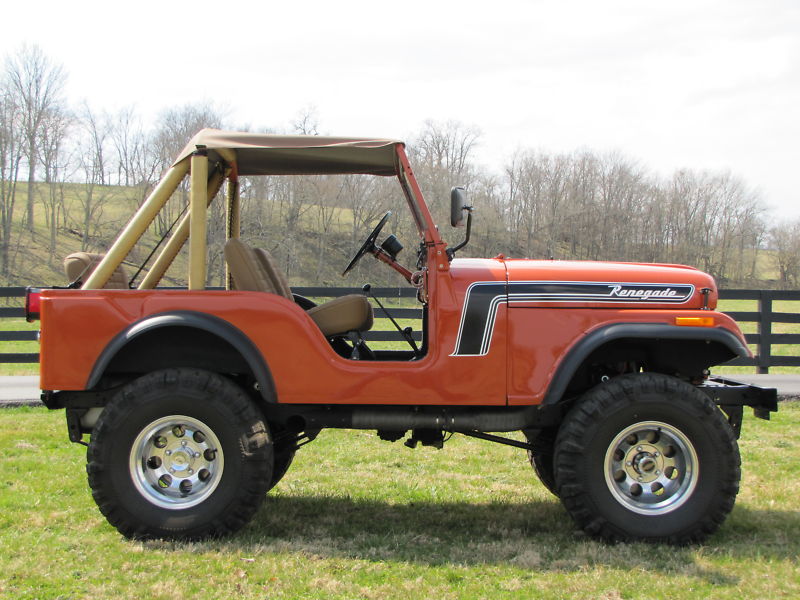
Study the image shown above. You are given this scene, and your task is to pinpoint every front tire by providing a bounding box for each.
[267,424,296,491]
[524,428,558,497]
[554,373,740,544]
[87,369,273,540]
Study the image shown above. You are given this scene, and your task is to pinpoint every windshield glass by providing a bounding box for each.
[225,173,420,288]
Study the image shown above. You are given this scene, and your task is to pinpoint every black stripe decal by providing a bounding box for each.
[452,281,695,357]
[451,282,506,357]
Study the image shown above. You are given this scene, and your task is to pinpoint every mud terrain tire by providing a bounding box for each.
[267,424,296,491]
[554,373,740,544]
[87,368,273,540]
[524,428,558,497]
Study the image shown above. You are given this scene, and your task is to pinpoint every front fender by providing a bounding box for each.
[542,323,749,405]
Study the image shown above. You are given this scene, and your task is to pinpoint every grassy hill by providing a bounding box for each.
[0,179,791,290]
[1,179,412,290]
[2,181,152,287]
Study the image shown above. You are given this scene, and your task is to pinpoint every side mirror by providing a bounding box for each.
[450,187,469,227]
[446,187,473,260]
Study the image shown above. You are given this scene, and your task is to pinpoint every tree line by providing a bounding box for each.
[2,44,799,288]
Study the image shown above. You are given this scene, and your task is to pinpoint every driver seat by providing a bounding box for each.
[224,239,373,338]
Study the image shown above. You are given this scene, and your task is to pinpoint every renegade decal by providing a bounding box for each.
[451,281,695,356]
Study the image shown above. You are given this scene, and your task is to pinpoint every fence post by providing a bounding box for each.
[757,291,772,374]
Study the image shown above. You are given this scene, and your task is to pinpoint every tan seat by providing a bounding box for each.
[306,294,373,337]
[64,252,129,289]
[253,248,293,299]
[223,240,279,295]
[224,239,373,337]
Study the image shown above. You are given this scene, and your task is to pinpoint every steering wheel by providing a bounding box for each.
[342,211,391,276]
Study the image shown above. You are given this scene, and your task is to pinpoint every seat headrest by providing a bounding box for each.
[63,252,129,289]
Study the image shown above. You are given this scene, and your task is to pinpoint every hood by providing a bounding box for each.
[449,258,717,310]
[503,258,717,309]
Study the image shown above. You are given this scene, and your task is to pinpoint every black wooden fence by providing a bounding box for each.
[1,287,798,373]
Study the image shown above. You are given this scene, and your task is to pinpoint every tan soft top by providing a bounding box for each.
[174,128,402,176]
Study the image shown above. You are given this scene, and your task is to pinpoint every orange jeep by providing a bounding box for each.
[27,130,777,543]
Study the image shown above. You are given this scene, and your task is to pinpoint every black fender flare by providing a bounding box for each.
[541,323,749,405]
[86,310,277,402]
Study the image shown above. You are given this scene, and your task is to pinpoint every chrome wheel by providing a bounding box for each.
[604,420,698,515]
[129,415,224,510]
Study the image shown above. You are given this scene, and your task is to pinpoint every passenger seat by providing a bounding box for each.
[224,239,373,338]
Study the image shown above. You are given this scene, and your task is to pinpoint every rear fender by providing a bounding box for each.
[86,310,276,402]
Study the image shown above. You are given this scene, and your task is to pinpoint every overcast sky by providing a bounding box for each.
[3,0,799,219]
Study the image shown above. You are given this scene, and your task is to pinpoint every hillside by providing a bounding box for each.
[1,179,418,290]
[0,179,788,291]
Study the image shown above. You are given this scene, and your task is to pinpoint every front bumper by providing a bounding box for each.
[697,376,778,437]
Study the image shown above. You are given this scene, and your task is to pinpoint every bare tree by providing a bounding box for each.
[152,102,227,173]
[770,220,800,287]
[109,106,162,214]
[291,105,320,136]
[4,44,66,232]
[37,106,71,259]
[410,120,481,229]
[0,83,23,277]
[74,105,115,250]
[150,102,227,236]
[414,119,480,176]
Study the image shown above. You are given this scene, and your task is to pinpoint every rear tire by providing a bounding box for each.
[87,368,273,540]
[554,373,740,544]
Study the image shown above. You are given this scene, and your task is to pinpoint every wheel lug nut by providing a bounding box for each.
[194,452,200,458]
[656,470,661,475]
[654,451,660,457]
[637,446,643,451]
[181,440,187,447]
[188,469,194,475]
[169,467,175,474]
[165,450,172,456]
[626,461,632,466]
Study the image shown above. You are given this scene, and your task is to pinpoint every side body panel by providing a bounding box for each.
[39,255,749,408]
[38,258,510,406]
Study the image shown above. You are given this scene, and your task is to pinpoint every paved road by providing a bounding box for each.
[727,374,800,398]
[1,373,798,407]
[0,376,41,407]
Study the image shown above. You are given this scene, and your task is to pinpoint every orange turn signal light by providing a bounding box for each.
[675,316,715,327]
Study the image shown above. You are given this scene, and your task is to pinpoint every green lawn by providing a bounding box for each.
[1,404,798,599]
[0,318,38,376]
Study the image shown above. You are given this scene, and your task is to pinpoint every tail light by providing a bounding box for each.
[25,287,41,322]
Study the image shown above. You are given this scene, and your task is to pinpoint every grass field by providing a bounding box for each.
[0,404,798,599]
